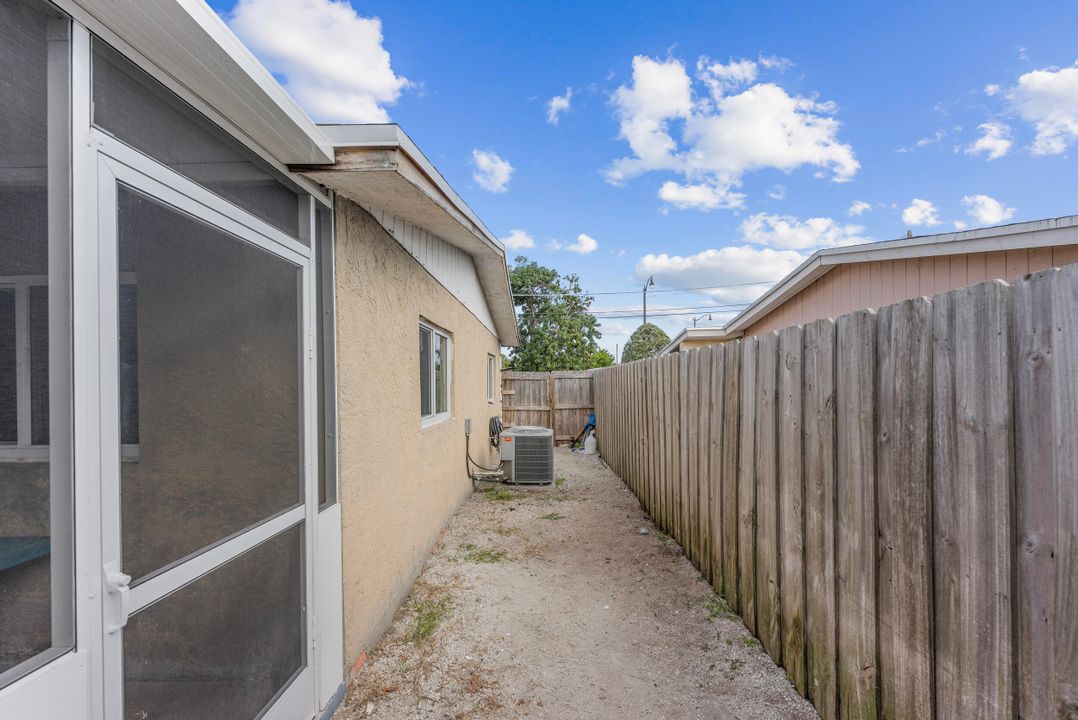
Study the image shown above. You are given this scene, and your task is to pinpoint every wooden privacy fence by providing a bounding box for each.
[501,371,594,444]
[593,266,1078,720]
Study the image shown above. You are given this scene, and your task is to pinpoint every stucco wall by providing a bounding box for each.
[334,197,502,668]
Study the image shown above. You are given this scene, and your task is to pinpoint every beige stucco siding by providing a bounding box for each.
[333,197,502,669]
[743,245,1078,336]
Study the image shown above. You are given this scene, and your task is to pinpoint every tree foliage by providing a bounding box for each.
[589,348,615,368]
[621,323,670,363]
[507,256,602,371]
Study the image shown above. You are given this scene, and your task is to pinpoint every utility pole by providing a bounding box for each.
[642,275,654,325]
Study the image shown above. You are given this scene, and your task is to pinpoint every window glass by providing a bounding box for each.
[0,0,73,686]
[419,327,432,416]
[118,186,303,583]
[91,39,304,241]
[124,523,304,720]
[487,355,495,402]
[435,334,448,414]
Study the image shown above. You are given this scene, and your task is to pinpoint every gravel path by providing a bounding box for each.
[335,447,818,720]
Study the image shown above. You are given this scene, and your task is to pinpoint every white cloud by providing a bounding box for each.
[962,194,1015,225]
[1008,62,1078,155]
[562,233,598,254]
[697,57,758,99]
[471,149,514,193]
[499,229,535,250]
[984,83,1001,96]
[768,184,786,200]
[607,56,693,181]
[228,0,409,123]
[758,54,794,71]
[902,198,942,227]
[896,128,945,153]
[739,213,869,250]
[658,180,744,210]
[636,245,806,303]
[546,87,572,125]
[965,121,1013,160]
[848,200,872,217]
[954,220,968,230]
[606,55,858,208]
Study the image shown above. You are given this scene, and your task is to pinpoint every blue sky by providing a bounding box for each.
[212,0,1078,354]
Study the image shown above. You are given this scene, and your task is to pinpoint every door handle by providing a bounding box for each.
[104,561,132,633]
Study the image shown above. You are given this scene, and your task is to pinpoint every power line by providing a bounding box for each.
[511,279,780,298]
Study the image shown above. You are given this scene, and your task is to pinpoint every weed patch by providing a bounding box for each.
[405,597,451,643]
[482,486,520,502]
[704,593,738,622]
[539,512,565,521]
[460,542,507,564]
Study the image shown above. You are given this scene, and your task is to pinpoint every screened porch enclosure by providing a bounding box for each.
[0,1,341,718]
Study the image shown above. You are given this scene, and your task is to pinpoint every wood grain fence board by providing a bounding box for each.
[668,353,678,538]
[803,317,837,720]
[687,351,700,564]
[932,281,1013,720]
[721,341,741,607]
[646,358,655,514]
[659,355,668,534]
[1017,266,1078,719]
[755,332,782,663]
[709,345,725,589]
[680,352,691,550]
[835,309,878,720]
[876,298,934,720]
[698,347,713,580]
[738,336,758,632]
[1013,267,1058,720]
[778,324,806,696]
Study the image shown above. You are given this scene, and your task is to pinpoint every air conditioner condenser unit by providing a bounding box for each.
[499,426,554,485]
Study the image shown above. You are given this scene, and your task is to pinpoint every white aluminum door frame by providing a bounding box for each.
[93,131,319,720]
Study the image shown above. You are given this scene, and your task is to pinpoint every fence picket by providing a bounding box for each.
[933,281,1014,720]
[721,342,741,608]
[876,298,934,720]
[778,324,806,696]
[835,309,877,720]
[755,332,782,663]
[738,337,758,632]
[803,318,837,720]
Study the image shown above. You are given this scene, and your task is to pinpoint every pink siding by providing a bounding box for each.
[742,244,1078,336]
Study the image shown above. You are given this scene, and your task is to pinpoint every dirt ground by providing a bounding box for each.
[334,447,818,720]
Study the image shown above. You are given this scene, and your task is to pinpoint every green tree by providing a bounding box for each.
[507,256,602,371]
[621,323,670,363]
[589,348,615,368]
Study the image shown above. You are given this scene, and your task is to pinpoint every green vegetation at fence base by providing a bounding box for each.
[459,542,507,564]
[539,512,565,520]
[705,593,738,622]
[405,597,452,643]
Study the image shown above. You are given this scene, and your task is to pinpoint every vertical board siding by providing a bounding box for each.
[876,298,934,720]
[590,269,1078,720]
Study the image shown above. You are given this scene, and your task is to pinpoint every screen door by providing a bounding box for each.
[95,141,317,720]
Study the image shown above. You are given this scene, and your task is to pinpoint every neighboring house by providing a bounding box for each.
[660,217,1078,354]
[0,2,516,720]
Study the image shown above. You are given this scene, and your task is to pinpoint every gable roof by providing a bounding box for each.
[660,213,1078,354]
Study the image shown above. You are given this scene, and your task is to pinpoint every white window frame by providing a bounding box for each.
[420,320,452,427]
[487,354,496,404]
[0,275,139,463]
